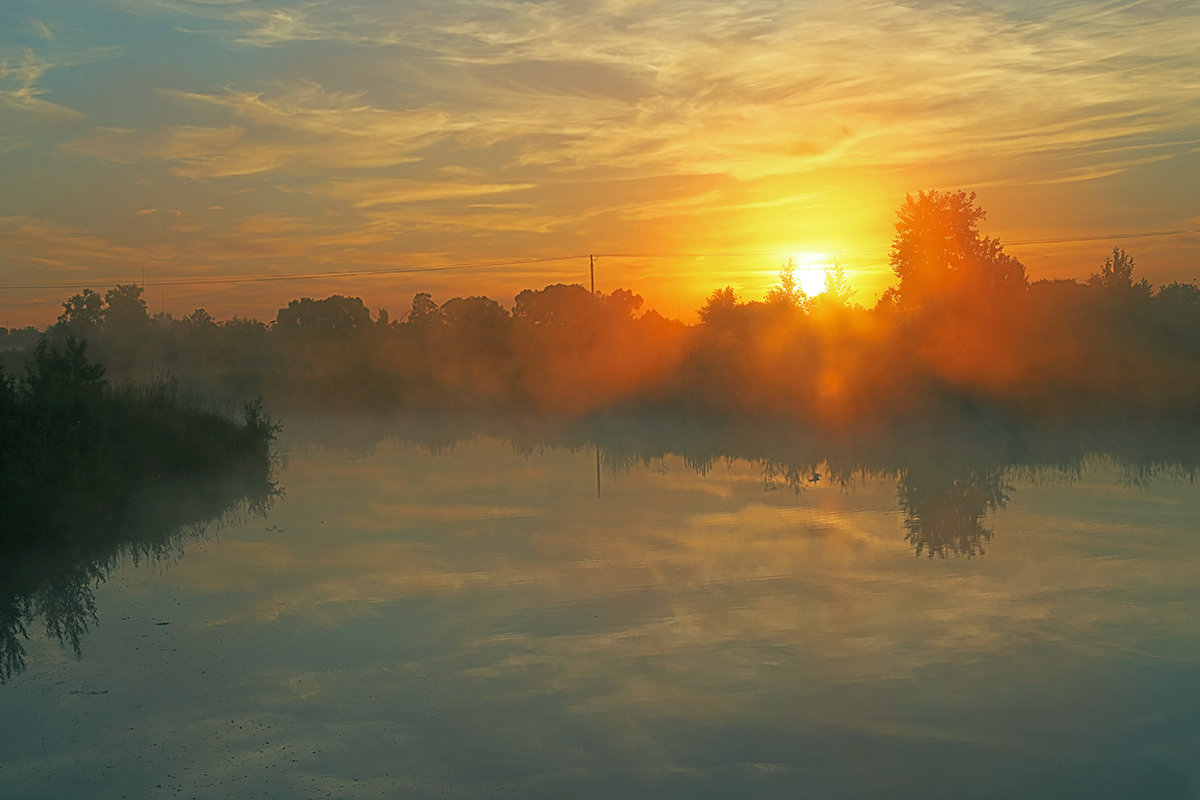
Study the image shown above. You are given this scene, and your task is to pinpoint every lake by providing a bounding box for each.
[3,415,1200,799]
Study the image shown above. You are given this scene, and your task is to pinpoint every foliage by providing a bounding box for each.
[439,296,509,332]
[765,256,807,309]
[698,286,739,325]
[10,188,1200,427]
[0,359,280,683]
[1,348,279,679]
[185,307,216,327]
[242,397,284,443]
[514,283,599,326]
[275,294,372,336]
[24,336,105,398]
[55,285,151,339]
[1088,247,1151,297]
[0,337,280,546]
[55,288,104,335]
[102,283,150,335]
[888,190,1026,309]
[816,260,856,309]
[406,292,439,325]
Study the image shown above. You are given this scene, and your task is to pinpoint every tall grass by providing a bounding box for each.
[0,336,282,681]
[1,337,279,540]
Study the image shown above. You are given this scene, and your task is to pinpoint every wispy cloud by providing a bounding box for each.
[27,18,55,41]
[0,49,84,120]
[311,178,537,207]
[63,82,458,177]
[2,0,1198,322]
[81,0,1200,187]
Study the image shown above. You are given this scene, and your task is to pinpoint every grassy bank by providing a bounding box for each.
[0,336,280,547]
[0,336,281,681]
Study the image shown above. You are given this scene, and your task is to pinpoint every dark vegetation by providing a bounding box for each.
[0,465,279,683]
[0,189,1194,611]
[7,189,1195,676]
[0,336,280,682]
[12,191,1197,428]
[0,335,279,526]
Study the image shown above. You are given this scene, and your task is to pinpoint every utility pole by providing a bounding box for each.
[589,254,595,295]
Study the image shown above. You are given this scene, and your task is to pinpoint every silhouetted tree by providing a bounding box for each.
[825,261,854,304]
[874,285,901,312]
[24,336,106,400]
[513,283,598,327]
[274,295,372,337]
[811,260,856,310]
[1146,280,1200,357]
[414,295,516,406]
[406,292,439,326]
[1088,247,1150,297]
[888,190,1026,309]
[765,256,807,309]
[55,288,104,336]
[604,287,644,320]
[698,286,739,325]
[1156,281,1200,310]
[440,296,508,329]
[438,296,510,355]
[184,308,216,328]
[102,284,150,337]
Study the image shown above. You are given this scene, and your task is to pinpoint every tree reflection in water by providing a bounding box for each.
[0,472,279,683]
[897,464,1010,558]
[19,412,1190,683]
[371,411,1200,560]
[754,451,1012,557]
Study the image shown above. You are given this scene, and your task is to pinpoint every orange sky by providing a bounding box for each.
[2,0,1199,326]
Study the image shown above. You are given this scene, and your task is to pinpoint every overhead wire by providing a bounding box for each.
[0,254,589,292]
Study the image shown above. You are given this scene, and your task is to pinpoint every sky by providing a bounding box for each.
[1,0,1198,326]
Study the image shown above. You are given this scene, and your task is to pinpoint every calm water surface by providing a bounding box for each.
[3,418,1200,798]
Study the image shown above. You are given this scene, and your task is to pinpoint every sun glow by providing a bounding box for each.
[789,251,831,297]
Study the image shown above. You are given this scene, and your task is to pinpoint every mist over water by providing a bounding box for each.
[3,415,1199,799]
[3,0,1199,788]
[6,195,1200,796]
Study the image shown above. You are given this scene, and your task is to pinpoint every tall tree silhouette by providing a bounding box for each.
[1088,247,1150,298]
[406,292,439,326]
[765,256,807,309]
[698,286,739,325]
[55,288,104,336]
[811,261,856,311]
[102,284,150,337]
[888,190,1026,309]
[274,295,372,337]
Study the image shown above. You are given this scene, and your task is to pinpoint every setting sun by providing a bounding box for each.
[4,0,1200,796]
[789,251,832,296]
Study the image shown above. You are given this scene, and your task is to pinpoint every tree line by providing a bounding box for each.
[7,190,1200,424]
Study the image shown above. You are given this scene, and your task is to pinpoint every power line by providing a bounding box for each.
[0,254,588,292]
[1007,228,1200,246]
